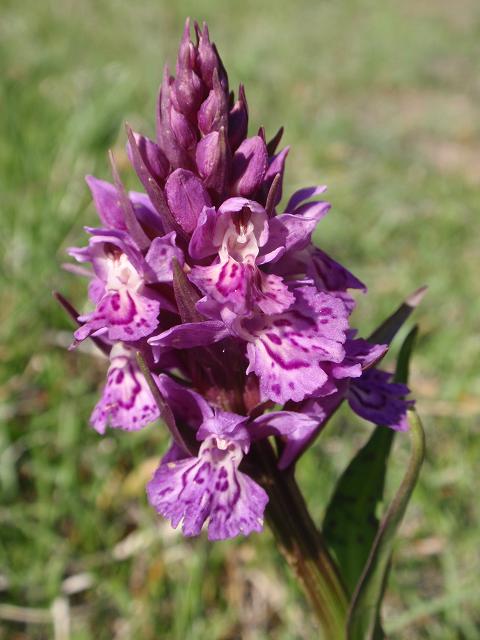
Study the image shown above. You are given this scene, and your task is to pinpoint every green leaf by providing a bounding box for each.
[347,410,426,640]
[135,351,196,456]
[171,257,203,324]
[322,327,418,596]
[368,286,426,345]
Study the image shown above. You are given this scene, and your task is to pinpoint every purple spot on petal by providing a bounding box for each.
[266,332,282,345]
[111,294,121,311]
[273,319,292,328]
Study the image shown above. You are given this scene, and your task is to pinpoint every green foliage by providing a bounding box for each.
[347,411,426,640]
[323,327,418,596]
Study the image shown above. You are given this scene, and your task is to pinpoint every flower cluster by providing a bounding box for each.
[67,20,413,540]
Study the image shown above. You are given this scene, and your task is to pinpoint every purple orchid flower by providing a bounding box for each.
[188,197,293,317]
[69,228,182,343]
[62,19,415,541]
[91,342,160,433]
[147,376,268,540]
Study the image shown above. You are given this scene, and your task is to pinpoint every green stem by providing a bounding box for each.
[253,442,348,638]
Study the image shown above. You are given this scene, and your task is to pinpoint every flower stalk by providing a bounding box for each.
[253,441,348,638]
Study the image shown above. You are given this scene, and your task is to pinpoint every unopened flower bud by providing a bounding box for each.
[231,135,267,196]
[165,168,211,233]
[157,68,192,170]
[127,131,169,184]
[197,69,229,135]
[228,84,248,150]
[196,22,228,92]
[170,106,197,151]
[196,127,231,193]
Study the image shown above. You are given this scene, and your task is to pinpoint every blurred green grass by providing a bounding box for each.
[1,0,479,638]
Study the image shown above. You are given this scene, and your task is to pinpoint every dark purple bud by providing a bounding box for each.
[174,67,204,118]
[170,106,197,151]
[196,127,231,193]
[156,67,192,170]
[231,135,268,197]
[259,146,290,209]
[165,169,212,233]
[174,22,205,119]
[228,84,248,150]
[196,22,228,92]
[197,69,229,135]
[127,130,169,184]
[126,125,181,237]
[176,19,196,74]
[266,126,284,156]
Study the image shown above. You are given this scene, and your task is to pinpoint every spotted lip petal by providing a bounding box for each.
[147,439,268,540]
[189,258,294,317]
[90,343,159,433]
[243,287,350,404]
[75,288,161,343]
[147,379,268,540]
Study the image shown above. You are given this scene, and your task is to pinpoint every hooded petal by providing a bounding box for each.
[348,369,413,431]
[250,411,321,469]
[188,206,222,259]
[144,232,184,283]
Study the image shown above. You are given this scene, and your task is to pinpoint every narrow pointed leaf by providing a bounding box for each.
[172,258,203,323]
[108,151,151,251]
[347,410,426,640]
[266,126,284,156]
[53,291,110,356]
[126,125,183,238]
[368,286,427,345]
[171,260,230,377]
[322,326,418,595]
[135,352,194,455]
[265,173,281,217]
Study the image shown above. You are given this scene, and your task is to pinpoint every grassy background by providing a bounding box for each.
[1,0,479,637]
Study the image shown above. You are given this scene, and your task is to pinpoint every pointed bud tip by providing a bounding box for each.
[406,286,428,308]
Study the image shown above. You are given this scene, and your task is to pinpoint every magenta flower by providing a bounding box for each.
[147,376,268,540]
[63,19,413,541]
[91,343,160,433]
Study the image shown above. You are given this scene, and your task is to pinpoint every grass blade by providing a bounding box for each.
[347,410,426,639]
